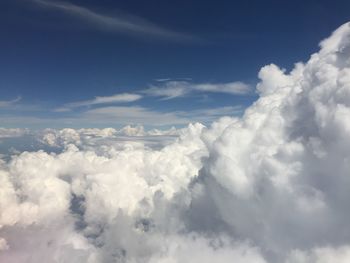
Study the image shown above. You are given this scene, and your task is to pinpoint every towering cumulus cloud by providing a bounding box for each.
[1,22,350,262]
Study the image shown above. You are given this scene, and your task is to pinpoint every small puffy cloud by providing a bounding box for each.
[35,126,180,151]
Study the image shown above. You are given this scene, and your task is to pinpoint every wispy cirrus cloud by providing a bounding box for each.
[0,97,21,108]
[142,80,252,100]
[54,79,251,112]
[31,0,200,42]
[55,93,142,112]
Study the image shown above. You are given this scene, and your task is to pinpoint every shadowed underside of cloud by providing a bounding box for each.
[1,22,350,263]
[31,0,200,43]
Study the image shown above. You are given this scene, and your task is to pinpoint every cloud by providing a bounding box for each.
[177,105,243,123]
[36,126,179,150]
[194,81,252,95]
[1,22,350,263]
[55,93,142,112]
[286,246,350,263]
[31,0,199,42]
[142,81,189,100]
[0,97,21,108]
[143,80,252,100]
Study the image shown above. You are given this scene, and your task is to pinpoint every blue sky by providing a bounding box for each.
[1,0,350,128]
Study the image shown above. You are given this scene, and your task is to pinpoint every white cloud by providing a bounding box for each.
[143,80,252,100]
[143,82,189,100]
[287,246,350,263]
[55,93,142,112]
[31,0,199,42]
[0,97,21,108]
[1,22,350,263]
[194,81,252,95]
[36,126,179,151]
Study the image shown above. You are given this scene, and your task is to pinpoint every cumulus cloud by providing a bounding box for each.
[1,22,350,263]
[36,126,179,152]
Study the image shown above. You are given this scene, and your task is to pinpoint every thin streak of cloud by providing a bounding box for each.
[54,93,142,112]
[31,0,200,42]
[194,82,252,95]
[142,80,253,100]
[0,97,21,108]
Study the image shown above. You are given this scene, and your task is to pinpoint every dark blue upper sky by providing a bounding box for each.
[1,0,350,128]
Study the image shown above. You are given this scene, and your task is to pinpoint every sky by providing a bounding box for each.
[1,0,350,128]
[2,21,350,262]
[2,2,350,262]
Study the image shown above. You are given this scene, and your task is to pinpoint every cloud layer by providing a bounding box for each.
[1,22,350,262]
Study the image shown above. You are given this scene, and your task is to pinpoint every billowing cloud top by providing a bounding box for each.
[1,22,350,262]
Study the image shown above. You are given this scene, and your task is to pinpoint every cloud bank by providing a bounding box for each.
[1,22,350,262]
